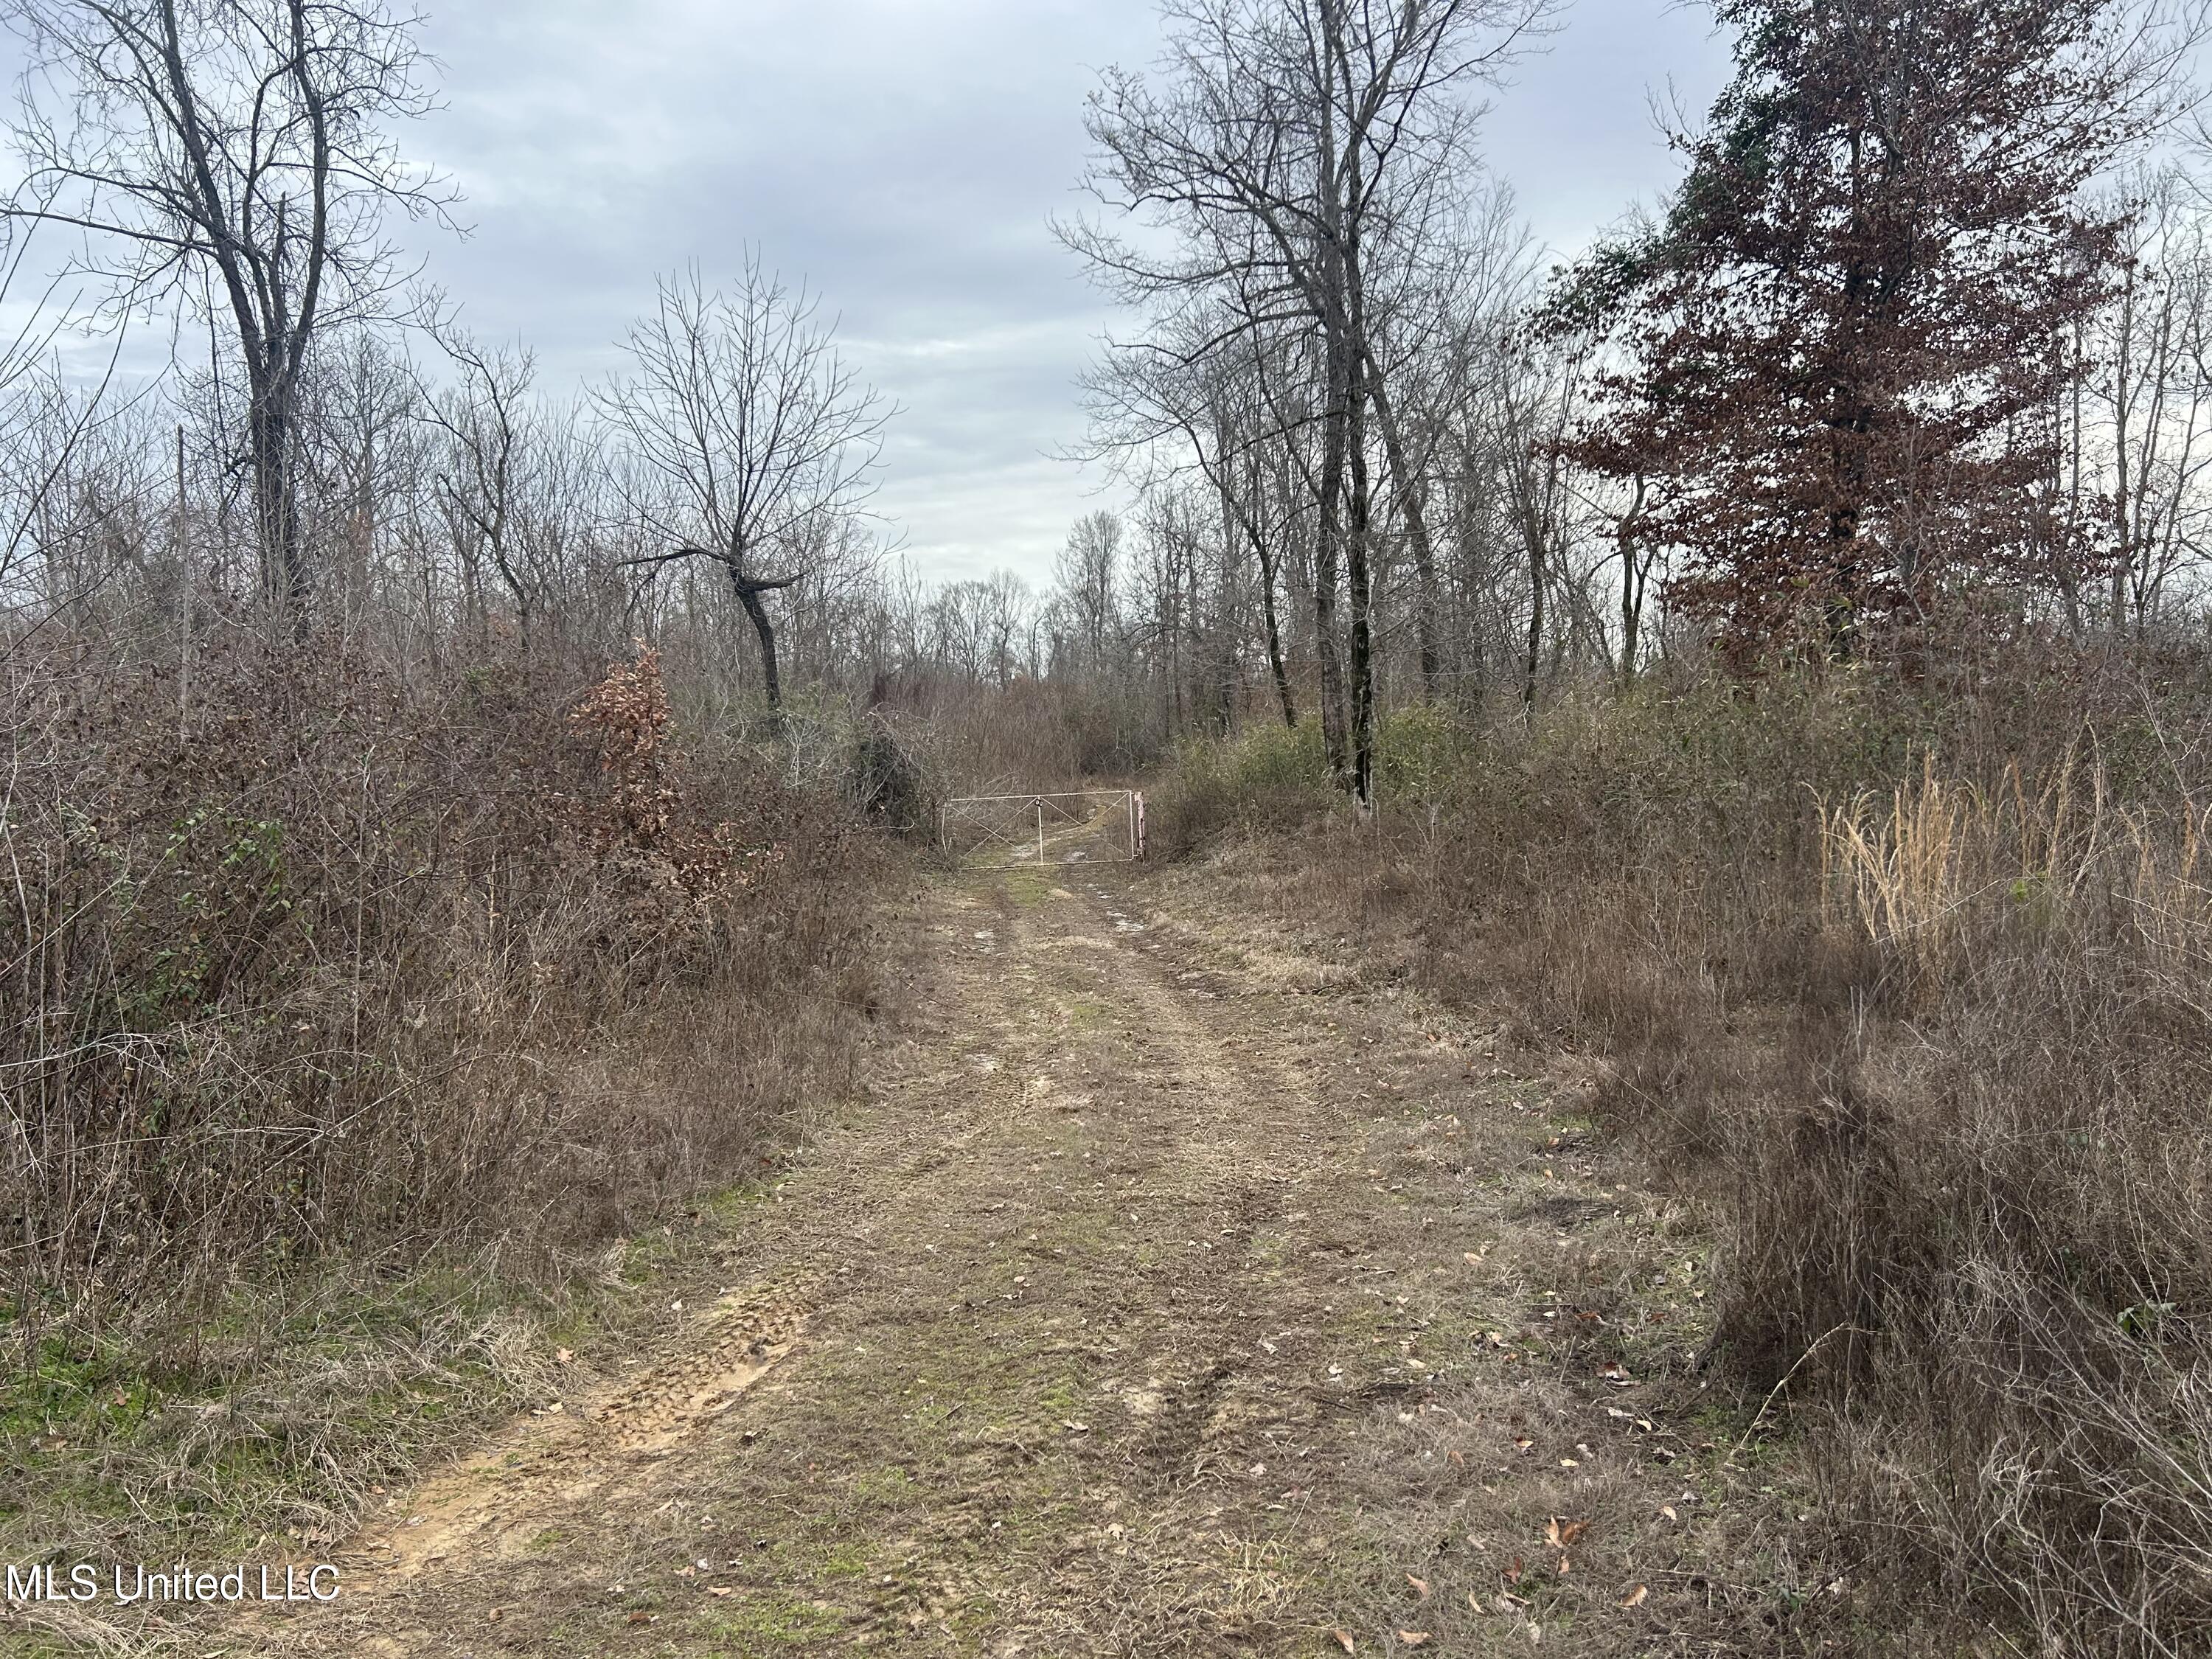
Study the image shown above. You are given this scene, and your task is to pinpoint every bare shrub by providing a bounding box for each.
[1,633,891,1360]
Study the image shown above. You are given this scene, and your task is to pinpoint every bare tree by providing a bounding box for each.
[2096,179,2212,632]
[597,259,891,717]
[1363,177,1533,699]
[1070,0,1556,801]
[1057,509,1124,664]
[420,329,540,643]
[295,321,423,644]
[0,0,453,623]
[1077,311,1304,727]
[0,281,129,633]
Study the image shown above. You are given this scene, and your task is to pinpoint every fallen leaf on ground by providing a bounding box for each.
[1397,1635,1430,1648]
[1331,1632,1355,1653]
[1405,1573,1430,1599]
[1620,1583,1649,1607]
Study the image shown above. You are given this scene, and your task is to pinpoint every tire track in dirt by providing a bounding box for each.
[194,865,1820,1658]
[361,1286,815,1589]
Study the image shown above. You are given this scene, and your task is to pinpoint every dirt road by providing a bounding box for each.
[222,863,1820,1657]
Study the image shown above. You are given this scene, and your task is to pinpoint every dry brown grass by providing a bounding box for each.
[1,629,903,1562]
[1155,661,2212,1656]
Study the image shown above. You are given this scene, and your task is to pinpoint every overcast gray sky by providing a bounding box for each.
[395,0,1735,584]
[66,1,1735,587]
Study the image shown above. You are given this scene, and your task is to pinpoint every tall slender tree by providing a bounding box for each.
[1069,0,1553,801]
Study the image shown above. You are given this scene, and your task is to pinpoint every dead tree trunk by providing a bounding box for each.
[729,566,796,711]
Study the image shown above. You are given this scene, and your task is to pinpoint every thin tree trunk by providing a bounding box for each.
[1345,349,1376,807]
[249,375,307,626]
[1255,531,1297,728]
[1338,103,1377,807]
[1228,450,1297,727]
[1366,370,1441,701]
[1515,459,1546,721]
[1310,72,1352,790]
[1207,413,1242,732]
[1618,473,1647,685]
[1314,335,1352,786]
[2112,264,2135,633]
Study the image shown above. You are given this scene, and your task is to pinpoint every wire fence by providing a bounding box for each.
[938,790,1144,866]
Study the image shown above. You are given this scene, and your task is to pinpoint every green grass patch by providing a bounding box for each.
[0,1166,796,1570]
[998,867,1057,908]
[690,1590,846,1645]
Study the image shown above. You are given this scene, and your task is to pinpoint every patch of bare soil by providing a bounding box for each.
[172,866,1859,1657]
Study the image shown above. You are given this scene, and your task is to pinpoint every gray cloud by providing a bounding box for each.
[11,1,1737,585]
[407,0,1173,582]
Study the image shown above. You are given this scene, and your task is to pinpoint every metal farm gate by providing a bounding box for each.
[938,790,1144,867]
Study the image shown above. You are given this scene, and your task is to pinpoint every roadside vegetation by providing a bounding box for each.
[1045,0,2212,1643]
[6,0,2212,1652]
[3,638,901,1568]
[1147,665,2212,1652]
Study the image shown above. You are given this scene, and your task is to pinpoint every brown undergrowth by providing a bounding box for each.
[1152,662,2212,1657]
[1,635,905,1569]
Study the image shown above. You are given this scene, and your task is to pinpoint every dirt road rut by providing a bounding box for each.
[229,865,1788,1657]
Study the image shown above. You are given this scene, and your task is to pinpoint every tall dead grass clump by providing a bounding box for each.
[1786,757,2212,1652]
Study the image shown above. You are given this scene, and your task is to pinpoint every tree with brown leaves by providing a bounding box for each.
[1551,0,2197,667]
